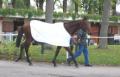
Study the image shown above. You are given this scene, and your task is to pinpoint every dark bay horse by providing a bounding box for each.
[15,18,91,67]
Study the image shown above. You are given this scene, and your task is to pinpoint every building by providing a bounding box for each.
[91,21,120,44]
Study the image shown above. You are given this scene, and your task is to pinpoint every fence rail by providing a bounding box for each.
[0,33,120,43]
[0,33,17,42]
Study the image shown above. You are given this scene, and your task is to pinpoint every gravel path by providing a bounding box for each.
[0,60,120,77]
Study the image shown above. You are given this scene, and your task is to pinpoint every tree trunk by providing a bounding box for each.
[35,0,44,10]
[63,0,67,13]
[0,0,2,8]
[45,0,54,23]
[11,0,15,8]
[98,0,111,48]
[25,0,30,8]
[44,0,54,49]
[75,0,78,14]
[39,0,44,10]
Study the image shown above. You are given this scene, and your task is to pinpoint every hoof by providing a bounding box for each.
[29,63,33,66]
[75,64,79,68]
[15,58,21,62]
[28,61,32,66]
[52,60,57,67]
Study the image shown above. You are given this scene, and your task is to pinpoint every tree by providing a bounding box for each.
[74,0,78,14]
[63,0,67,13]
[68,0,80,20]
[24,0,30,8]
[34,0,44,10]
[98,0,104,14]
[11,0,30,8]
[45,0,54,23]
[44,0,54,49]
[11,0,15,8]
[111,0,116,15]
[98,0,111,48]
[74,0,79,20]
[0,0,2,8]
[82,0,104,14]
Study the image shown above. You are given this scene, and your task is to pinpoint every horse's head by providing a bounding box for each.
[79,18,91,34]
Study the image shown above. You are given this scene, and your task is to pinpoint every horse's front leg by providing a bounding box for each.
[64,47,78,67]
[52,46,62,67]
[24,41,32,65]
[15,43,24,62]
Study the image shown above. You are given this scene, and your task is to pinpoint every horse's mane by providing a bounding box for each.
[64,20,81,25]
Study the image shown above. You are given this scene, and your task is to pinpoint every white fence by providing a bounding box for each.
[0,33,120,44]
[0,33,17,42]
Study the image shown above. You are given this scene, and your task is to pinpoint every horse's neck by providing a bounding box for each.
[64,21,81,35]
[24,19,30,26]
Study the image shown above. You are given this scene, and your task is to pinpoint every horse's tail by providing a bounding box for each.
[16,26,23,47]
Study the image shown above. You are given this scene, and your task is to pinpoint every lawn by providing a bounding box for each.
[0,41,120,66]
[88,45,120,66]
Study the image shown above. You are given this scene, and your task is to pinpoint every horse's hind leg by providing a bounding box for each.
[64,47,78,67]
[15,43,24,62]
[52,46,62,67]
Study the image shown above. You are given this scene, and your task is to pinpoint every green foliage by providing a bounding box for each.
[53,12,63,18]
[109,16,120,22]
[0,41,15,53]
[0,8,43,18]
[0,41,16,60]
[79,14,101,20]
[0,8,120,22]
[14,0,26,8]
[53,12,120,22]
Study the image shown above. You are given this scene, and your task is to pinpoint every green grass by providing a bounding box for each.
[88,45,120,66]
[0,42,120,66]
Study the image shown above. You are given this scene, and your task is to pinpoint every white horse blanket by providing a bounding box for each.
[30,20,71,47]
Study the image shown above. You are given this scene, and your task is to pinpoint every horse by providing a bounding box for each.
[15,18,91,67]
